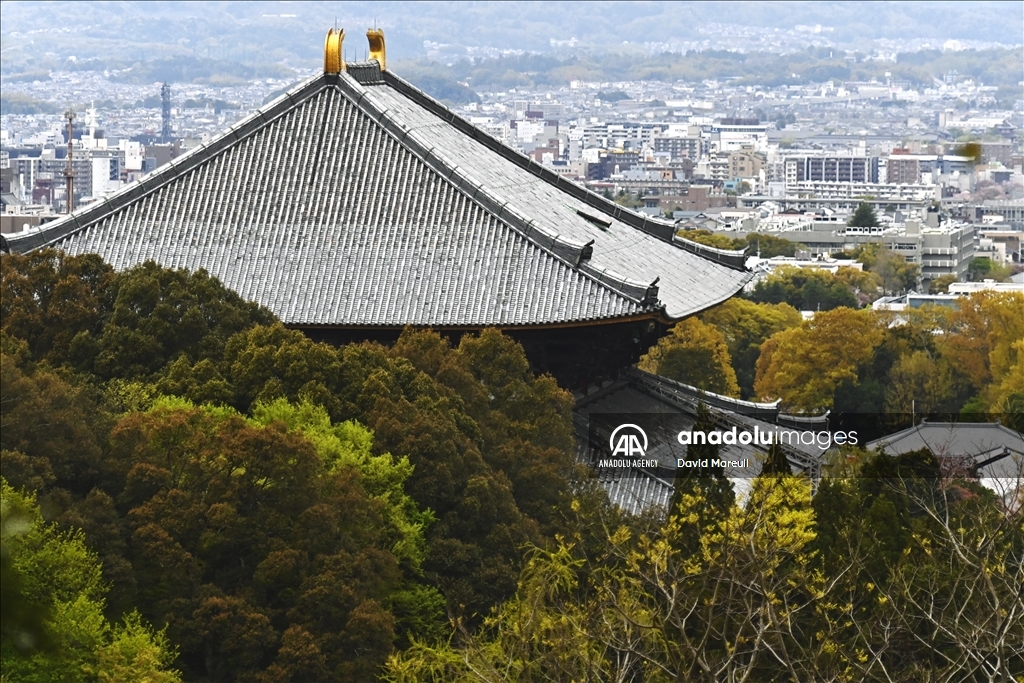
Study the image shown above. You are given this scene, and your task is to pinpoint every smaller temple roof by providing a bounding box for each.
[867,420,1024,474]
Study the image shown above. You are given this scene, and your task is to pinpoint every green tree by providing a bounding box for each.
[871,248,920,294]
[833,266,884,304]
[809,449,1023,680]
[700,297,803,399]
[1,480,180,683]
[739,233,798,258]
[849,243,920,294]
[968,256,1013,282]
[883,350,959,416]
[677,229,740,250]
[929,273,959,293]
[90,612,181,683]
[850,241,882,270]
[218,322,345,417]
[0,250,116,369]
[250,398,433,574]
[387,475,828,683]
[103,399,406,682]
[847,202,880,227]
[748,266,859,312]
[0,251,275,380]
[0,345,106,495]
[94,262,276,380]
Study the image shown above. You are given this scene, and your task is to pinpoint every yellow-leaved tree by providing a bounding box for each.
[639,317,741,397]
[938,291,1024,413]
[754,307,884,412]
[384,474,837,683]
[700,297,803,398]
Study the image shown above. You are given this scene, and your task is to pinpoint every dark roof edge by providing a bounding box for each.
[381,70,748,271]
[626,367,783,418]
[625,368,830,430]
[288,310,663,332]
[334,69,659,307]
[674,235,750,263]
[7,73,330,253]
[661,267,754,321]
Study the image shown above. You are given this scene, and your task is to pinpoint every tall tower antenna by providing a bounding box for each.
[161,83,172,143]
[64,109,75,213]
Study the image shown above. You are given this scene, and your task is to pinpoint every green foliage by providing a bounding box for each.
[389,475,822,682]
[1,481,51,653]
[106,55,293,85]
[217,322,345,415]
[91,612,181,683]
[0,250,275,379]
[0,347,106,495]
[968,256,1014,282]
[847,202,880,227]
[748,265,859,312]
[99,401,407,681]
[0,481,180,682]
[872,249,920,294]
[677,228,740,250]
[5,249,1021,681]
[739,232,798,258]
[700,297,803,399]
[954,140,982,163]
[883,350,959,416]
[929,273,958,293]
[614,192,643,209]
[851,243,920,294]
[250,398,433,572]
[1,253,582,679]
[391,445,1024,681]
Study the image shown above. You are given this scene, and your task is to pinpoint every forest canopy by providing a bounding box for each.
[2,250,1022,682]
[0,250,586,682]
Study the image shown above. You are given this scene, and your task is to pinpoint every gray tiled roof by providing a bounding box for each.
[867,421,1024,471]
[8,66,749,328]
[575,370,825,513]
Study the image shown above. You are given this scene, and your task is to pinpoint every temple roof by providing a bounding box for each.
[8,59,749,329]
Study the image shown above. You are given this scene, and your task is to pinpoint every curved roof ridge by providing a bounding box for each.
[5,61,750,329]
[7,73,329,252]
[334,69,659,307]
[381,69,749,270]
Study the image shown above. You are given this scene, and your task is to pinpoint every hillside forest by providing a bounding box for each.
[1,250,1022,682]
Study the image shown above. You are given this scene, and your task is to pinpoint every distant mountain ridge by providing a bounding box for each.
[2,0,1020,71]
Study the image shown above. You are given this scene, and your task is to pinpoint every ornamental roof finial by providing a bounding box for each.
[324,28,345,74]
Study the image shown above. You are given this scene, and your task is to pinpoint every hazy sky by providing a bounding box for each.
[1,1,1021,67]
